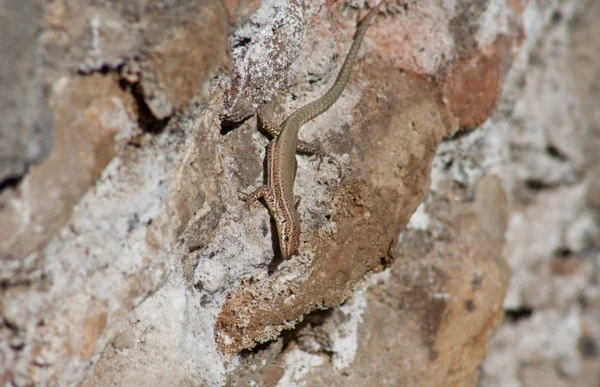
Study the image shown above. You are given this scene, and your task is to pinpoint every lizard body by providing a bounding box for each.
[245,1,384,259]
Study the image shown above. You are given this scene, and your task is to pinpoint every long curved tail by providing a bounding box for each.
[282,0,385,129]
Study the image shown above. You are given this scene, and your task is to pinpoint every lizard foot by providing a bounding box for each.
[239,186,267,211]
[313,151,342,178]
[296,139,338,174]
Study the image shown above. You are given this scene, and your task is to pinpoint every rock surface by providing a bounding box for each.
[1,0,598,386]
[480,0,600,385]
[0,0,54,184]
[0,0,229,385]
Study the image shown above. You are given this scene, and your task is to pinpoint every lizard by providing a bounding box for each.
[243,1,385,260]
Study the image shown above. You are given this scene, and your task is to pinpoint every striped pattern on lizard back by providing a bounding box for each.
[244,1,385,260]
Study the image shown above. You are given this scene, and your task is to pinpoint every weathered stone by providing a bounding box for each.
[0,74,137,263]
[79,0,521,384]
[282,197,509,386]
[42,0,227,74]
[0,107,184,384]
[1,0,230,263]
[7,0,596,386]
[0,0,231,385]
[222,177,510,386]
[215,65,447,354]
[443,36,515,131]
[0,0,54,184]
[125,2,230,118]
[479,0,600,385]
[213,0,519,357]
[220,0,308,124]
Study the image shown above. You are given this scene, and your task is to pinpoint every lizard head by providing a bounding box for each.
[280,233,299,260]
[278,218,300,260]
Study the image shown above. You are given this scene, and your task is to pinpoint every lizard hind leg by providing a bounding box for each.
[257,109,282,138]
[324,154,343,178]
[260,108,340,177]
[296,139,325,157]
[296,139,327,169]
[296,139,342,177]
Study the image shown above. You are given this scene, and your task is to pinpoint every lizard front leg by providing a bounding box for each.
[258,109,326,157]
[258,110,340,175]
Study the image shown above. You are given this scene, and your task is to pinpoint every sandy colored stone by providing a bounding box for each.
[213,0,520,356]
[224,181,510,386]
[81,302,109,360]
[479,1,600,386]
[42,0,226,73]
[0,0,53,183]
[443,36,515,131]
[220,0,307,124]
[3,0,566,386]
[0,74,137,263]
[0,1,231,385]
[130,1,230,118]
[215,65,447,354]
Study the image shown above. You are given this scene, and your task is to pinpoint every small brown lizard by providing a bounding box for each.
[244,1,385,259]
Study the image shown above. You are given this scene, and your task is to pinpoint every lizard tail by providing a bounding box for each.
[282,0,386,129]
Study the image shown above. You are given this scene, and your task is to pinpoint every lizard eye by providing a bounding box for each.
[283,236,289,242]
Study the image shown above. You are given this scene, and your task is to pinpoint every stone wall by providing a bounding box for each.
[1,0,598,386]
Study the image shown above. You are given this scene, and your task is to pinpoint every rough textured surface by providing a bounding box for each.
[1,0,229,261]
[121,2,231,119]
[0,0,229,385]
[0,0,54,184]
[223,186,510,386]
[220,0,308,124]
[2,0,599,386]
[215,67,444,355]
[1,74,138,262]
[480,0,600,385]
[213,0,520,358]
